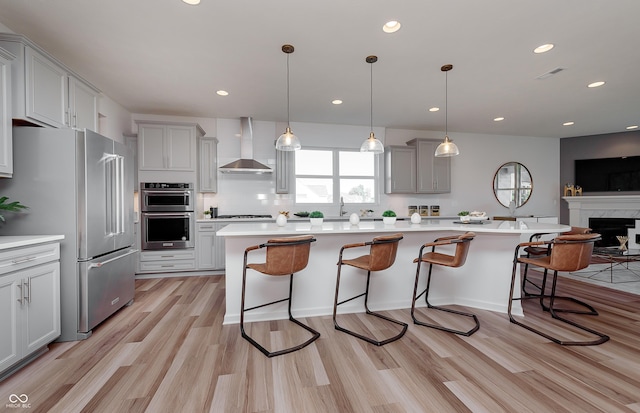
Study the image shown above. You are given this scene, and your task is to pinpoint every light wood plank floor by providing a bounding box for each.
[1,270,640,413]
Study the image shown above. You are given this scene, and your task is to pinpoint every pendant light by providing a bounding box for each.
[435,64,460,157]
[360,55,384,154]
[276,44,301,151]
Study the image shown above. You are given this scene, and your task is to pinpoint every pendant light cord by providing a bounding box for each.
[445,69,448,136]
[370,61,373,133]
[286,52,291,126]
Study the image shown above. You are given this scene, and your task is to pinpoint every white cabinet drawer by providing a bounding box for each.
[139,249,195,262]
[139,260,196,272]
[0,243,60,276]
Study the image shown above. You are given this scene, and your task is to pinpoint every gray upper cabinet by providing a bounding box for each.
[0,34,99,130]
[198,137,218,193]
[0,47,13,178]
[384,145,416,193]
[408,139,451,193]
[276,149,293,194]
[137,121,203,172]
[385,139,451,194]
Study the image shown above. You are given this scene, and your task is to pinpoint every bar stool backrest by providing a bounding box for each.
[449,232,476,268]
[261,235,315,275]
[368,233,404,271]
[549,233,600,272]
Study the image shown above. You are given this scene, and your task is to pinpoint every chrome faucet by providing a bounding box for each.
[340,197,346,216]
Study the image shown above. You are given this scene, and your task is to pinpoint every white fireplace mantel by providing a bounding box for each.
[563,195,640,227]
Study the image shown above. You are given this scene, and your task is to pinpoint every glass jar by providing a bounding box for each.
[419,205,429,216]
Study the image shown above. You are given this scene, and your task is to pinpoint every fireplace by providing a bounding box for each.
[588,217,635,247]
[564,195,640,248]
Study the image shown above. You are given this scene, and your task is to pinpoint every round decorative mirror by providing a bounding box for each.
[493,162,533,209]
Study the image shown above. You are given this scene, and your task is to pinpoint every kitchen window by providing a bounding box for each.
[294,148,378,205]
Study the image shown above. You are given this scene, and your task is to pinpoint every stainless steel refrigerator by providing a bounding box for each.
[0,127,137,341]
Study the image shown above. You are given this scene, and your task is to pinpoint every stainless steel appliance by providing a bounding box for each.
[140,183,195,250]
[0,127,137,341]
[140,182,194,212]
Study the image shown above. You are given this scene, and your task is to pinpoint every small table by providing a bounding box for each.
[575,247,640,283]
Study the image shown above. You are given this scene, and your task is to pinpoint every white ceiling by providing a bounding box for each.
[1,0,639,139]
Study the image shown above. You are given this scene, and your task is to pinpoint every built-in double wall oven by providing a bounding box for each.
[140,183,195,250]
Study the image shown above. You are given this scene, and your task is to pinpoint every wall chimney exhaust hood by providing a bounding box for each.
[219,117,272,174]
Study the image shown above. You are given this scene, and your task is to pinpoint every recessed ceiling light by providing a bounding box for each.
[332,99,343,105]
[587,81,605,88]
[494,117,505,122]
[216,90,229,96]
[182,0,200,5]
[429,107,439,112]
[382,20,401,33]
[563,121,575,126]
[626,125,639,130]
[534,43,554,54]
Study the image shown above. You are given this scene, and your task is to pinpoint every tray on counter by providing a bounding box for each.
[453,220,491,225]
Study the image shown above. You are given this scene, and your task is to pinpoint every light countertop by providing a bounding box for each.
[216,219,570,237]
[0,235,65,250]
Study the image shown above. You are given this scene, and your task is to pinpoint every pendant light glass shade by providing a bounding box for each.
[276,126,301,151]
[276,44,301,151]
[360,132,384,153]
[435,64,460,157]
[434,135,459,157]
[361,55,384,154]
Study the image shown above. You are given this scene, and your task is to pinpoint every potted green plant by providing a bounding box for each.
[309,210,324,225]
[0,196,28,222]
[382,209,397,224]
[457,210,470,222]
[204,210,212,219]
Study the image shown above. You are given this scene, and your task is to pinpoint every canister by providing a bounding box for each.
[430,205,440,216]
[419,205,429,216]
[408,205,417,216]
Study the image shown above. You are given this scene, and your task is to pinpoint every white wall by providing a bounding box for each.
[198,118,561,220]
[97,95,134,143]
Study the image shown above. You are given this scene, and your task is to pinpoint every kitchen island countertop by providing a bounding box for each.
[217,220,571,325]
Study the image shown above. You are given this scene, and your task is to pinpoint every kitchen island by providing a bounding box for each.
[217,220,571,324]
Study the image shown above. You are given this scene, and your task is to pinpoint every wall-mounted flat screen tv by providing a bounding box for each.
[575,155,640,192]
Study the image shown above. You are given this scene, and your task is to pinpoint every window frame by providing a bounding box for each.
[293,146,380,210]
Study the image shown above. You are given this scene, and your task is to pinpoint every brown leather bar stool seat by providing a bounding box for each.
[333,233,408,346]
[521,226,592,297]
[241,234,319,357]
[411,232,479,336]
[508,232,609,345]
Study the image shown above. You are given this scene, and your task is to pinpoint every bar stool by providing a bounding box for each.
[333,233,408,346]
[521,226,592,297]
[240,234,320,357]
[508,232,609,345]
[411,232,479,336]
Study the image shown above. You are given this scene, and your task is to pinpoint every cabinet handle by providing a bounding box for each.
[17,282,24,305]
[73,112,77,128]
[24,278,31,303]
[200,225,214,229]
[12,256,37,265]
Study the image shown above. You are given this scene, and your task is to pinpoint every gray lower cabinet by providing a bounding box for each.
[196,222,225,270]
[0,242,61,378]
[138,249,196,273]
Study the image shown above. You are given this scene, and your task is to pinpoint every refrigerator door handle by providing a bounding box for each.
[88,249,139,269]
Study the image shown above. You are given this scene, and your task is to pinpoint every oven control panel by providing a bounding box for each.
[141,182,192,189]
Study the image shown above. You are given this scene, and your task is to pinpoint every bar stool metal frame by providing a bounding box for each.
[333,233,408,346]
[240,235,320,357]
[521,227,592,298]
[508,233,610,346]
[411,232,479,336]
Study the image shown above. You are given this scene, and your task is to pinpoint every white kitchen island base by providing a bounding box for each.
[218,220,571,325]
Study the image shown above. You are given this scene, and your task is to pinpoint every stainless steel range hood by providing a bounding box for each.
[219,117,272,174]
